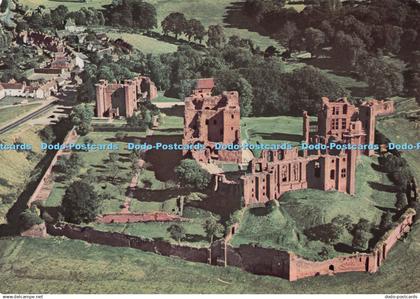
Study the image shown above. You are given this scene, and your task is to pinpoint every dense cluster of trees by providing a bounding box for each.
[244,0,420,62]
[23,0,156,32]
[105,0,157,30]
[25,5,105,31]
[161,12,224,47]
[146,44,346,116]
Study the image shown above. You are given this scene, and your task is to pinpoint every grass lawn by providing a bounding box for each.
[92,217,209,247]
[0,103,42,126]
[44,130,147,213]
[230,205,329,260]
[1,224,419,293]
[19,0,112,11]
[231,155,398,260]
[107,32,178,55]
[156,115,183,131]
[0,125,44,224]
[0,97,38,107]
[153,92,183,103]
[241,116,310,156]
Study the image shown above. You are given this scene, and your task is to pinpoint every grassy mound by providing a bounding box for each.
[230,205,332,260]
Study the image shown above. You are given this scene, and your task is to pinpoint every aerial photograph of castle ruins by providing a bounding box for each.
[0,0,419,297]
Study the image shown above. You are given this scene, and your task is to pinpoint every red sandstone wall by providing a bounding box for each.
[47,223,210,263]
[97,212,183,224]
[27,129,79,207]
[44,209,415,281]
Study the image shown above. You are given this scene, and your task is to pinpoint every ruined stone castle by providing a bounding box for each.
[182,79,395,206]
[95,75,158,118]
[182,78,242,163]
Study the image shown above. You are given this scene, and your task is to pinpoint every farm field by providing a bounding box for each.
[106,32,178,55]
[148,0,280,50]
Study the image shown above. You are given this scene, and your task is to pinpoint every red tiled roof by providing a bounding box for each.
[195,78,215,90]
[1,83,24,90]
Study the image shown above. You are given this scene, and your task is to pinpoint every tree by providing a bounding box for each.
[174,159,211,190]
[184,19,205,42]
[61,180,101,224]
[356,55,404,98]
[214,69,253,117]
[352,229,370,251]
[145,55,171,90]
[207,24,225,48]
[276,21,299,52]
[304,27,325,57]
[57,153,84,177]
[161,12,187,39]
[352,218,371,250]
[71,104,93,136]
[304,223,343,244]
[333,31,366,68]
[379,211,393,231]
[396,192,408,211]
[19,209,43,230]
[331,214,353,231]
[203,217,224,243]
[50,5,69,29]
[167,224,186,244]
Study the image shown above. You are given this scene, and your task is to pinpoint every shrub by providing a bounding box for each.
[19,209,43,230]
[61,180,101,224]
[174,159,211,190]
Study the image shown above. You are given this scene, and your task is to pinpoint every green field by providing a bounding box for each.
[0,228,419,293]
[107,32,178,55]
[0,103,42,126]
[153,92,183,103]
[148,0,280,50]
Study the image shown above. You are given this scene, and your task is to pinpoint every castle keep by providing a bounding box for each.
[182,79,242,163]
[95,75,158,118]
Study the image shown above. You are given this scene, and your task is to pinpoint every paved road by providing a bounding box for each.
[0,101,57,135]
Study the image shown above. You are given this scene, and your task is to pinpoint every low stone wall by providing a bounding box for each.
[34,68,62,74]
[27,128,78,207]
[96,212,183,224]
[20,223,48,238]
[47,222,210,264]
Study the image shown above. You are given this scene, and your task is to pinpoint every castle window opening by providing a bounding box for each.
[341,168,346,178]
[330,169,335,180]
